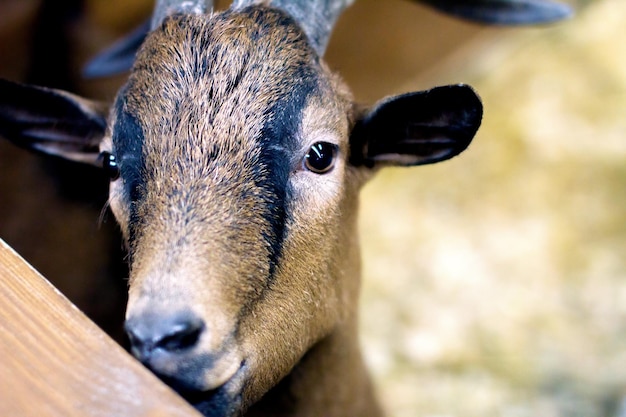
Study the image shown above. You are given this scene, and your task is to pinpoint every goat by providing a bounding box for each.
[0,0,571,416]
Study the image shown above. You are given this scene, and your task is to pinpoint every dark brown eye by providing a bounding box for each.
[100,151,120,180]
[304,142,338,174]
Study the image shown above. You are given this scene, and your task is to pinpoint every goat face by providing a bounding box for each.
[112,7,358,412]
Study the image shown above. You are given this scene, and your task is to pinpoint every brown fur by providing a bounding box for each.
[105,7,380,416]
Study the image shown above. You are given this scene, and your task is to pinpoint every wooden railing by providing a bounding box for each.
[0,238,201,417]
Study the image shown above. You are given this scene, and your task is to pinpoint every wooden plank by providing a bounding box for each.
[0,238,201,417]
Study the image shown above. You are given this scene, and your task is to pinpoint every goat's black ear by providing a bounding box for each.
[0,78,108,165]
[350,84,483,168]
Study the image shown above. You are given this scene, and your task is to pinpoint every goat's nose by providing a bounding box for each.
[124,310,205,363]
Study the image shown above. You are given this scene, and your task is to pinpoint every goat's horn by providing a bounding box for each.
[232,0,356,55]
[151,0,214,31]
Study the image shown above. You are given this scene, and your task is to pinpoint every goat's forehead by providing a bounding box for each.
[126,8,321,124]
[111,7,344,171]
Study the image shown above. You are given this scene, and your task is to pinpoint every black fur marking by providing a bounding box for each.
[258,65,319,285]
[111,93,146,240]
[113,117,144,201]
[154,354,243,417]
[187,380,243,417]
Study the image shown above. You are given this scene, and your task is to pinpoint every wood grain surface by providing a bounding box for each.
[0,238,200,417]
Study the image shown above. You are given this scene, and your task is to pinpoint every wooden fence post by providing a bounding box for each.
[0,238,201,417]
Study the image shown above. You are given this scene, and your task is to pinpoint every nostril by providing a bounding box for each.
[125,311,205,362]
[158,319,204,352]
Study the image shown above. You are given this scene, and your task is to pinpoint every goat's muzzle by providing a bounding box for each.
[124,307,244,395]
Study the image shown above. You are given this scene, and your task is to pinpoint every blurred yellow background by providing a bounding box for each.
[358,1,626,416]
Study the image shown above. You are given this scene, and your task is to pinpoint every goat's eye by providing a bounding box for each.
[100,151,120,180]
[304,142,338,174]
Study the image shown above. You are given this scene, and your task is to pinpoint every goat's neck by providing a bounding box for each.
[246,320,382,417]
